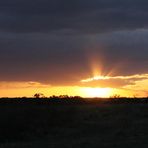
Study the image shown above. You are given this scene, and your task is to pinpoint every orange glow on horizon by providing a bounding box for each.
[0,84,137,98]
[0,74,148,98]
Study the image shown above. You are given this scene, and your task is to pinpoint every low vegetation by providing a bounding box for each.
[0,97,148,147]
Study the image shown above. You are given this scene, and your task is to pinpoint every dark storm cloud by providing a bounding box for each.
[89,29,148,76]
[0,29,148,85]
[0,0,148,85]
[0,32,91,84]
[0,0,148,33]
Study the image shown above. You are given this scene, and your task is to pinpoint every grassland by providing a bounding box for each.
[0,98,148,147]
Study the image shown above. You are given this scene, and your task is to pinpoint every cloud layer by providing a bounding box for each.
[0,0,148,87]
[1,0,148,33]
[81,74,148,88]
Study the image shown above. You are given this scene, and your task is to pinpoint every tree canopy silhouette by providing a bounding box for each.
[34,93,45,98]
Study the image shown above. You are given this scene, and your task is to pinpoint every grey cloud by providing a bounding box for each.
[0,32,90,83]
[0,29,148,85]
[0,1,148,86]
[0,0,148,33]
[87,29,148,76]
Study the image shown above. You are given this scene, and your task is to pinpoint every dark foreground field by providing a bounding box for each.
[0,98,148,148]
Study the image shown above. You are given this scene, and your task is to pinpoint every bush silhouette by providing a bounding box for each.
[34,93,45,98]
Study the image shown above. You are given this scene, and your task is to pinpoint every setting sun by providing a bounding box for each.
[80,87,112,98]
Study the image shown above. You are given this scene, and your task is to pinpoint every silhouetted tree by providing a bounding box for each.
[59,95,69,99]
[110,94,121,98]
[34,93,45,98]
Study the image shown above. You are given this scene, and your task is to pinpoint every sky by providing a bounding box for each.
[0,0,148,97]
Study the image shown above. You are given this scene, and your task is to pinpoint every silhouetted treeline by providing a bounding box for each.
[0,96,148,105]
[108,97,148,104]
[0,97,86,105]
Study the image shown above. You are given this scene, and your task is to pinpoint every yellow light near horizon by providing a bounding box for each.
[1,76,147,98]
[80,87,112,98]
[0,85,140,98]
